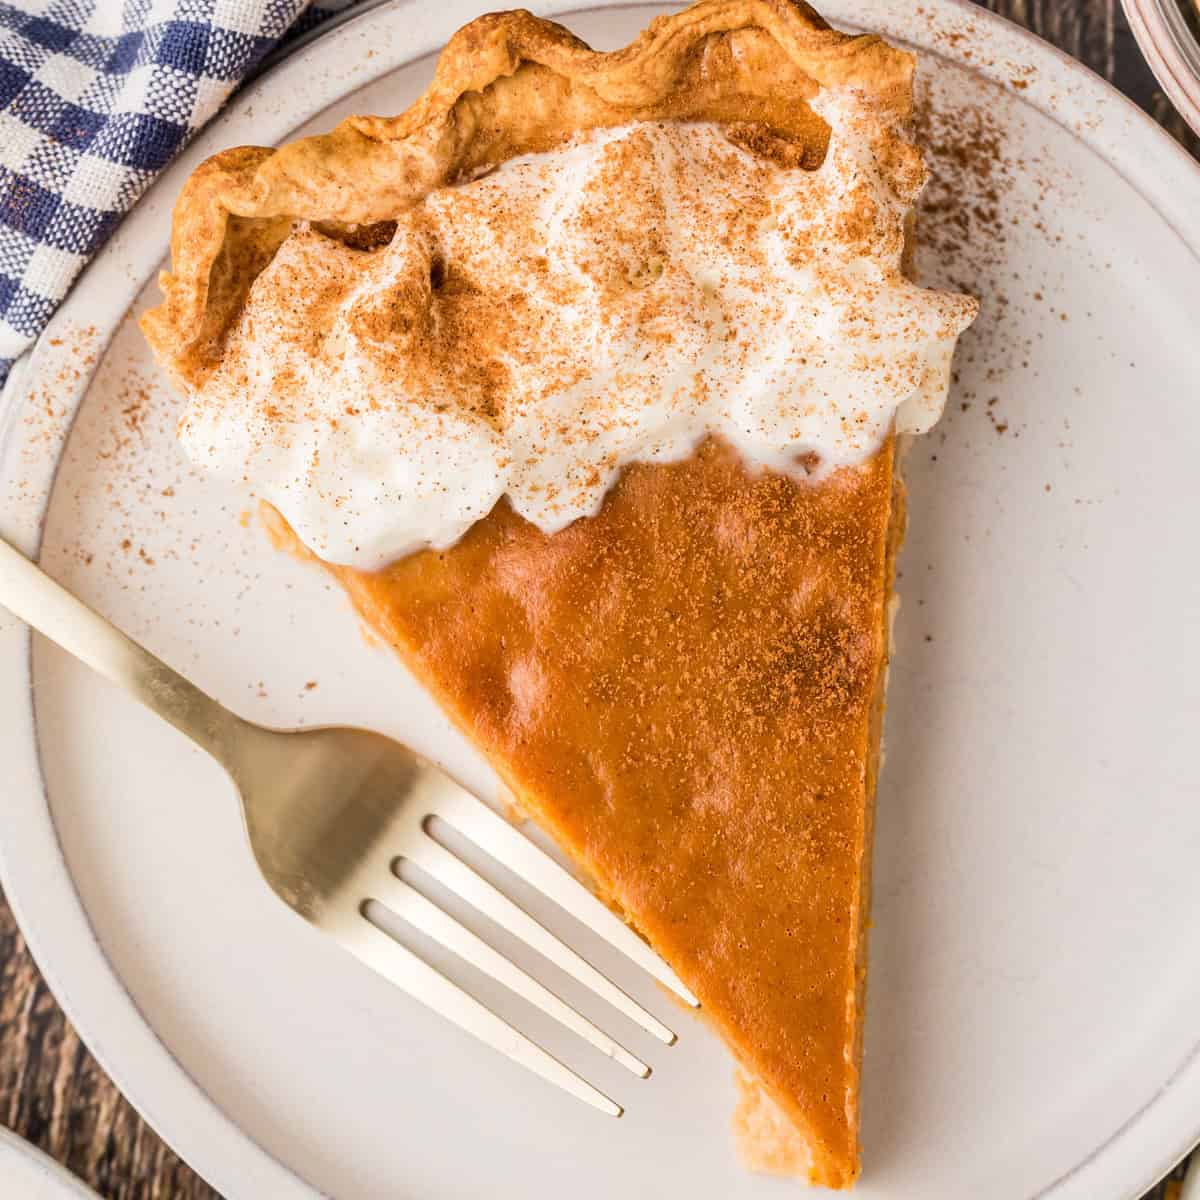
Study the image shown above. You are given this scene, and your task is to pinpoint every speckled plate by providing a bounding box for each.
[2,2,1199,1198]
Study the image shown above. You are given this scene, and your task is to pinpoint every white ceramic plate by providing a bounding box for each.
[0,1128,101,1200]
[2,2,1199,1198]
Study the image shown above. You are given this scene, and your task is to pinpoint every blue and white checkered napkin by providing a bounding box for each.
[0,0,350,388]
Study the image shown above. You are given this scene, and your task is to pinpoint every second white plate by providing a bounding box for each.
[0,1129,100,1200]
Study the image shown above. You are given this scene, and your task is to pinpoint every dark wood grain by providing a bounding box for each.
[1,2,1196,1197]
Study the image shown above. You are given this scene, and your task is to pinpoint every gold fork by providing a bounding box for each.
[0,536,698,1114]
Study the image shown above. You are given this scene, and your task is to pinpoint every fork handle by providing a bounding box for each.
[0,536,249,767]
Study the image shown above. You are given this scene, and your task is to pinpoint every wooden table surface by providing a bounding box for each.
[2,3,1198,1198]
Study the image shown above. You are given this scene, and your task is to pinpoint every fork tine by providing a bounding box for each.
[406,834,677,1044]
[343,910,622,1116]
[373,869,650,1077]
[434,788,700,1007]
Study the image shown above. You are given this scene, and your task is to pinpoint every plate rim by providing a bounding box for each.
[1,2,1199,1197]
[0,1126,103,1200]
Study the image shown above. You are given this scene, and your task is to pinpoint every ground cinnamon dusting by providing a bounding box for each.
[165,98,972,569]
[150,8,974,571]
[912,65,1072,449]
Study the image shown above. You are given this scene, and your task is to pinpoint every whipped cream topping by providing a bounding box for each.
[180,90,978,569]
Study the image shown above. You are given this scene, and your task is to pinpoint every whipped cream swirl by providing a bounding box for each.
[179,90,977,569]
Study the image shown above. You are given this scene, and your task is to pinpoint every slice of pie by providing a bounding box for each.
[141,0,977,1187]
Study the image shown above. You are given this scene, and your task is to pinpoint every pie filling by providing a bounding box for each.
[142,1,977,1188]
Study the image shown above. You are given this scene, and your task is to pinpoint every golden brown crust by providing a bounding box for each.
[140,0,915,390]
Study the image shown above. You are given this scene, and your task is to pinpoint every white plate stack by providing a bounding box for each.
[1122,0,1200,134]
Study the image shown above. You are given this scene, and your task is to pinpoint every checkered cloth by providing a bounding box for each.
[0,0,351,388]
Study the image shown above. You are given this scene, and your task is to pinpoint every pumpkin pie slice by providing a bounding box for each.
[142,1,977,1187]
